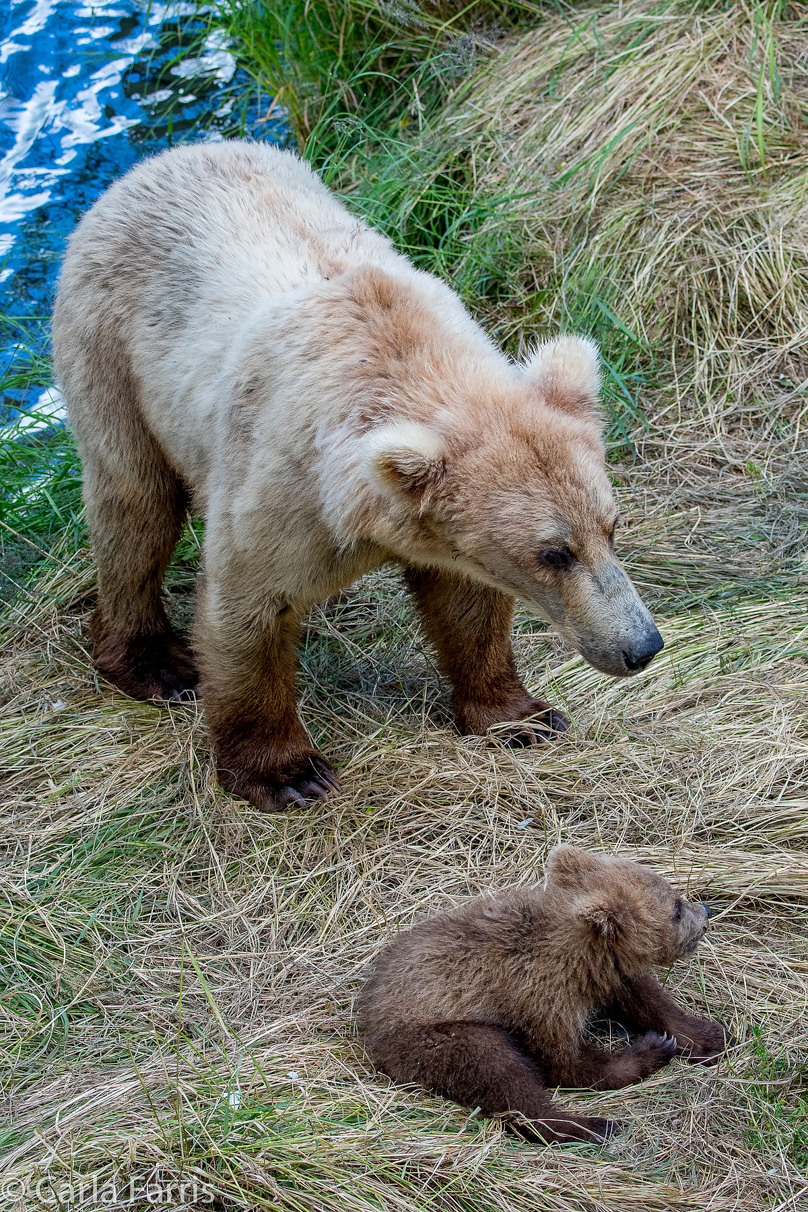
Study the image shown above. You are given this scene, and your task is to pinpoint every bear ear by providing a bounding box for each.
[546,845,604,889]
[578,894,626,942]
[362,421,446,504]
[523,335,602,427]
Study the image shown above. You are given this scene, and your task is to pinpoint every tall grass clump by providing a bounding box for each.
[439,1,808,402]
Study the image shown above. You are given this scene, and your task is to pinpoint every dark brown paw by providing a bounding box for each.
[494,706,569,748]
[624,1031,678,1078]
[217,751,340,812]
[509,1113,620,1145]
[457,696,569,747]
[680,1020,735,1062]
[90,613,198,701]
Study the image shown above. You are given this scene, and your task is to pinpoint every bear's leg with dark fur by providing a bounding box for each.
[542,1034,679,1090]
[84,459,198,702]
[195,592,339,812]
[403,568,567,745]
[372,1020,617,1144]
[604,974,733,1060]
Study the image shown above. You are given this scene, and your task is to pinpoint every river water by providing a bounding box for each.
[0,0,283,426]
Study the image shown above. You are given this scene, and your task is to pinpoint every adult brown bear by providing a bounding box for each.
[53,141,663,812]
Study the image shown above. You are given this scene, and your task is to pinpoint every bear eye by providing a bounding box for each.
[539,546,576,570]
[672,899,683,922]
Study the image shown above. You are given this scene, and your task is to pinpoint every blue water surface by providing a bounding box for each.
[0,0,283,425]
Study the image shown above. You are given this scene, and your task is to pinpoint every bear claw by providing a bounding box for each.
[625,1031,679,1076]
[495,708,570,749]
[219,753,341,813]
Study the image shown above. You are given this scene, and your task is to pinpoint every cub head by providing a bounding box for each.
[360,334,662,678]
[545,845,711,968]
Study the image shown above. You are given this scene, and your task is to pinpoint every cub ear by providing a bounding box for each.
[578,894,627,942]
[523,335,602,426]
[362,421,446,503]
[546,844,604,888]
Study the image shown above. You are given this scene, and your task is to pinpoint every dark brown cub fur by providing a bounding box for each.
[357,846,733,1145]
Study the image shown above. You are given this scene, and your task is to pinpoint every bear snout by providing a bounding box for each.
[621,626,664,673]
[566,575,664,678]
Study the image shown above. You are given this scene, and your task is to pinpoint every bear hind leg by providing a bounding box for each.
[85,458,198,702]
[370,1020,618,1145]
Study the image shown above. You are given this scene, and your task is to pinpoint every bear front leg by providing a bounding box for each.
[403,567,568,745]
[544,1037,678,1091]
[196,588,339,812]
[604,973,734,1061]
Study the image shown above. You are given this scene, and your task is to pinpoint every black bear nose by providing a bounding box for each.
[622,628,664,672]
[701,903,712,919]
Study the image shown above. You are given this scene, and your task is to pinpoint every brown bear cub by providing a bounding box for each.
[358,846,733,1144]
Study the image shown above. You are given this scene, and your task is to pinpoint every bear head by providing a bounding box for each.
[544,845,711,969]
[354,308,662,678]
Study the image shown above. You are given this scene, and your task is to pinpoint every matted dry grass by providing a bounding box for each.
[1,551,807,1209]
[2,1,808,1209]
[450,0,808,393]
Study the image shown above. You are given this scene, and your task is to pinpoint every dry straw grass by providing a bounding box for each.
[2,2,808,1209]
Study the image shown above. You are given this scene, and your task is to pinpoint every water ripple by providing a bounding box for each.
[0,0,282,422]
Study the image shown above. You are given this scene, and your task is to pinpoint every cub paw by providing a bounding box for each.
[680,1019,735,1062]
[626,1031,679,1077]
[511,1114,620,1146]
[217,751,340,813]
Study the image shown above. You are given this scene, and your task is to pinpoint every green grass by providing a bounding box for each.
[746,1027,808,1170]
[0,319,83,605]
[218,0,651,446]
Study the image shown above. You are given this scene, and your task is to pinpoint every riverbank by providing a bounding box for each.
[2,2,808,1209]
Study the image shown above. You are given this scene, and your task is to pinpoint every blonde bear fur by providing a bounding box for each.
[53,141,663,811]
